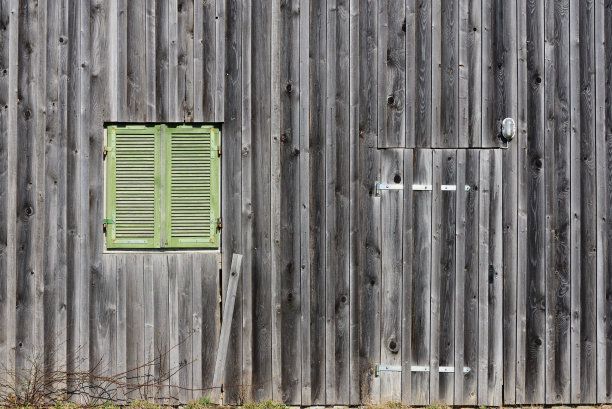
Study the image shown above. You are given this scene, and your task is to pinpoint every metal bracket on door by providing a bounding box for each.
[375,182,404,196]
[375,364,471,377]
[376,183,471,195]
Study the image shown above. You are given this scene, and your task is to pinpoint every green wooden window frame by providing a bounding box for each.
[105,124,220,249]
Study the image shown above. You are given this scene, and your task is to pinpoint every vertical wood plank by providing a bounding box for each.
[155,0,169,121]
[199,254,220,397]
[145,0,156,121]
[595,0,608,401]
[544,0,571,403]
[404,0,415,148]
[222,0,243,404]
[116,0,127,120]
[458,0,481,147]
[358,0,380,402]
[126,255,144,401]
[143,256,156,400]
[414,0,431,147]
[410,149,432,405]
[379,149,403,403]
[127,0,146,122]
[348,0,360,403]
[570,0,597,403]
[298,0,311,404]
[400,149,414,405]
[167,253,180,403]
[241,0,253,402]
[15,0,41,378]
[178,254,194,403]
[597,0,612,402]
[0,0,11,378]
[152,254,169,403]
[500,0,519,402]
[431,0,458,148]
[41,0,60,379]
[194,0,216,121]
[270,0,281,401]
[168,0,179,122]
[306,0,326,404]
[515,0,528,402]
[250,0,272,401]
[377,0,405,148]
[89,0,111,388]
[214,0,225,122]
[523,0,546,403]
[101,256,118,393]
[116,254,128,403]
[177,0,193,122]
[431,149,457,404]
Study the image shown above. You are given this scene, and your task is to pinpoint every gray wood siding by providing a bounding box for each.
[1,0,612,406]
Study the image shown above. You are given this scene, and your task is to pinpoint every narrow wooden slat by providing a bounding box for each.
[177,0,193,122]
[415,0,431,147]
[178,254,193,403]
[241,0,254,402]
[15,0,41,378]
[307,0,327,403]
[195,0,216,121]
[155,0,169,121]
[429,150,442,402]
[432,149,457,404]
[348,0,360,403]
[279,0,301,404]
[458,0,481,147]
[116,0,127,119]
[127,0,146,123]
[500,0,519,403]
[214,0,225,122]
[116,254,127,402]
[41,0,60,379]
[270,0,281,401]
[168,0,179,122]
[326,0,350,403]
[143,256,156,400]
[404,0,415,148]
[523,0,546,402]
[222,0,243,404]
[379,149,403,403]
[544,0,571,403]
[515,0,528,402]
[410,149,432,405]
[298,0,312,404]
[212,254,243,404]
[358,0,380,402]
[167,253,180,403]
[400,150,414,405]
[199,253,220,396]
[377,0,405,148]
[89,0,111,388]
[126,255,144,401]
[145,0,156,121]
[152,254,169,403]
[250,1,272,400]
[431,0,458,148]
[598,0,612,402]
[595,0,608,401]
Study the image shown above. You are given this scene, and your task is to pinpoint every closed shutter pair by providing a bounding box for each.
[105,124,220,249]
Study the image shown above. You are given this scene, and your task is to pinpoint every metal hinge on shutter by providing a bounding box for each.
[217,218,222,231]
[103,218,114,233]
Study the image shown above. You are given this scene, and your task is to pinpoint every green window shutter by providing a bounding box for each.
[106,125,161,249]
[164,125,220,248]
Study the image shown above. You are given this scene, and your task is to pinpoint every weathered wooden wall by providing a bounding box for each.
[1,0,612,406]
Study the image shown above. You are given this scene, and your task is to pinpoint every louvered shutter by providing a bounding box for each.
[106,125,161,248]
[164,125,220,248]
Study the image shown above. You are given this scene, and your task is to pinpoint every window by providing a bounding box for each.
[104,124,220,249]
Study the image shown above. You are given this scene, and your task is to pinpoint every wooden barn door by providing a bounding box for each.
[378,148,503,406]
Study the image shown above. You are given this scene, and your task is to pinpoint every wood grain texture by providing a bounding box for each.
[222,0,243,404]
[357,0,380,402]
[410,149,432,405]
[544,0,571,403]
[377,0,405,148]
[458,0,481,147]
[379,149,403,403]
[400,150,413,405]
[414,0,431,147]
[325,0,350,404]
[431,0,458,148]
[307,0,326,403]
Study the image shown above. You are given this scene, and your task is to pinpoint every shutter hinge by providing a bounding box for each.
[217,218,222,231]
[217,146,222,156]
[103,218,114,233]
[103,145,113,158]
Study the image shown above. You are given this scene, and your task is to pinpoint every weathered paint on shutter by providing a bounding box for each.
[164,125,220,248]
[106,125,161,248]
